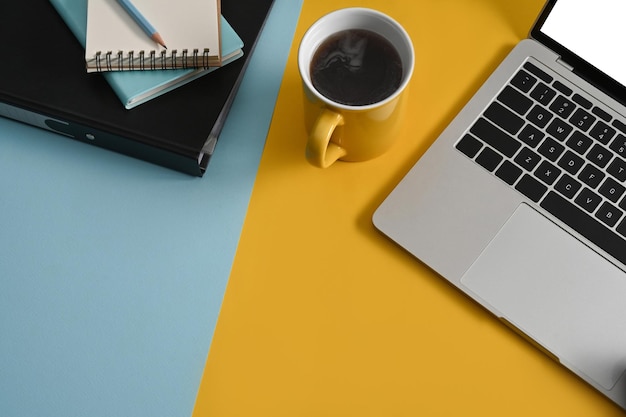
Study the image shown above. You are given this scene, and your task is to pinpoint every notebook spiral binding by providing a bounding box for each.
[93,48,213,71]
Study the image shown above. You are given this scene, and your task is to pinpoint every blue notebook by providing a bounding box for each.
[50,0,244,109]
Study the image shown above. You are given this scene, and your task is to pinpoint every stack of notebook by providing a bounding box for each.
[0,0,275,176]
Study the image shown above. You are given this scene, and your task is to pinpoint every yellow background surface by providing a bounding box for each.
[194,1,625,415]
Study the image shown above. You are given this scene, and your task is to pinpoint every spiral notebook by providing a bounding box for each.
[52,0,242,108]
[85,0,222,72]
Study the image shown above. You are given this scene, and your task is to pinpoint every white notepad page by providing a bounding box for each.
[85,0,221,72]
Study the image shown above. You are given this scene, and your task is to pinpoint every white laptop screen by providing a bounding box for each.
[533,0,626,101]
[540,0,626,87]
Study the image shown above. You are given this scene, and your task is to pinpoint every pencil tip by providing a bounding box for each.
[152,33,167,49]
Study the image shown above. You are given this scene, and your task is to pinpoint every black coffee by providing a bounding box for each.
[310,29,403,106]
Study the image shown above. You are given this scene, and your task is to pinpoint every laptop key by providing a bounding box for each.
[550,95,576,119]
[538,137,565,162]
[567,131,593,154]
[470,118,521,158]
[612,119,626,134]
[558,150,585,175]
[589,121,616,144]
[516,174,548,202]
[514,147,541,171]
[510,69,537,93]
[570,108,597,132]
[495,160,523,185]
[607,157,626,182]
[541,191,626,266]
[476,147,503,172]
[534,160,562,185]
[609,133,626,157]
[572,93,593,109]
[546,118,573,141]
[518,124,545,148]
[527,105,553,128]
[530,82,557,106]
[595,203,623,228]
[523,61,553,83]
[484,102,525,134]
[456,134,483,158]
[498,86,533,115]
[578,164,605,188]
[598,177,626,203]
[586,143,613,168]
[575,188,603,212]
[554,174,582,199]
[552,81,573,96]
[592,106,612,122]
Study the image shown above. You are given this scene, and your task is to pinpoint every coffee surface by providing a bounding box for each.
[310,29,403,106]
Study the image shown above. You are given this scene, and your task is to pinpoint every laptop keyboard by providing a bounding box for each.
[455,60,626,266]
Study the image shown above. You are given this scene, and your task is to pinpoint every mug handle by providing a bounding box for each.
[305,109,348,168]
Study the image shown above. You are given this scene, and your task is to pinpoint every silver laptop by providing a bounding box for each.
[374,0,626,409]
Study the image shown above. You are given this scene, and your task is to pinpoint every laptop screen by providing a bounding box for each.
[532,0,626,101]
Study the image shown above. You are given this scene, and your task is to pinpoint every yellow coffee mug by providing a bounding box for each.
[298,8,415,168]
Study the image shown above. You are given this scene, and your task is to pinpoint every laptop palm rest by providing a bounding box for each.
[460,203,626,390]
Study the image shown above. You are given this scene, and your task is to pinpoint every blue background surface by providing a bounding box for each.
[0,1,303,416]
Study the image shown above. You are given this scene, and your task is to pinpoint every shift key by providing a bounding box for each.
[470,118,522,158]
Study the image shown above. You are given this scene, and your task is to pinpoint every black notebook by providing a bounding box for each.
[0,0,274,176]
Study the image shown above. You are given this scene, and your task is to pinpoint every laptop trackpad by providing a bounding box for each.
[460,203,626,390]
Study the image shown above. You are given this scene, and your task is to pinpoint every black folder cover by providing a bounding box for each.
[0,0,274,176]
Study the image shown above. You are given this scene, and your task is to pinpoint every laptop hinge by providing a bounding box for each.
[556,57,574,72]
